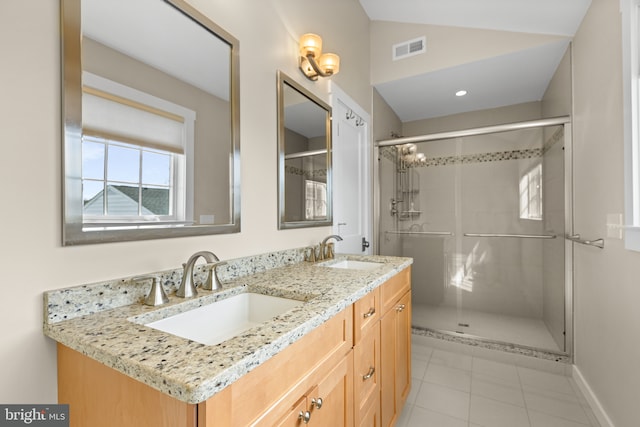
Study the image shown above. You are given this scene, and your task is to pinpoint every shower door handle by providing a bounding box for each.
[565,234,604,249]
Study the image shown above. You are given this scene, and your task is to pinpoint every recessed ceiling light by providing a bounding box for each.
[455,90,467,97]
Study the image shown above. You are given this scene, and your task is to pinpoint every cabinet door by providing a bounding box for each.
[380,289,412,427]
[358,394,380,427]
[395,291,412,409]
[273,396,309,427]
[308,352,354,426]
[380,309,396,427]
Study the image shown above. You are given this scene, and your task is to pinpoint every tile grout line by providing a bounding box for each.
[515,362,534,427]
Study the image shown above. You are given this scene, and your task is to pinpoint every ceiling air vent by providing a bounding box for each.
[392,36,426,61]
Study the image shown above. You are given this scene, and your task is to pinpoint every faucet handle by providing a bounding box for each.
[305,246,316,262]
[132,276,169,306]
[202,261,227,291]
[326,242,335,260]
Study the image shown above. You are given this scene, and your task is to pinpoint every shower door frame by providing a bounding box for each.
[374,116,574,359]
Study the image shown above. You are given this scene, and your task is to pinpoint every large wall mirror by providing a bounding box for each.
[277,71,332,229]
[61,0,240,245]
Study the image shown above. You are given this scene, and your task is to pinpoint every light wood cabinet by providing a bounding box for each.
[57,266,412,427]
[271,353,353,427]
[380,268,412,427]
[353,286,381,426]
[198,306,353,426]
[57,343,197,427]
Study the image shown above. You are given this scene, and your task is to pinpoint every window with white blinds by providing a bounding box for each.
[80,72,195,224]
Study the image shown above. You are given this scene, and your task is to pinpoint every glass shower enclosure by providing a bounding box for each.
[378,118,572,355]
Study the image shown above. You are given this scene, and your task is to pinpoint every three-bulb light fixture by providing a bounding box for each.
[298,33,340,81]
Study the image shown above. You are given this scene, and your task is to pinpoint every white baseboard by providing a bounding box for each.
[572,365,615,427]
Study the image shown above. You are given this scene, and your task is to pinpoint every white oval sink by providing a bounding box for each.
[323,260,383,270]
[145,293,304,346]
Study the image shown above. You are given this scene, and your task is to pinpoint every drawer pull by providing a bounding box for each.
[396,304,406,312]
[363,307,376,318]
[299,410,311,424]
[311,397,323,409]
[363,366,375,380]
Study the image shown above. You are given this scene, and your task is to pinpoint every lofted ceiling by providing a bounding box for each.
[359,0,592,122]
[83,0,230,100]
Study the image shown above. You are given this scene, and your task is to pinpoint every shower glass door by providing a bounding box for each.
[378,123,568,354]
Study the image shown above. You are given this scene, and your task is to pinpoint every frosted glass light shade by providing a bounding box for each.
[318,53,340,75]
[299,33,322,58]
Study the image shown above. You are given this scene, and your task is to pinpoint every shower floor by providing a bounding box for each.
[412,303,562,352]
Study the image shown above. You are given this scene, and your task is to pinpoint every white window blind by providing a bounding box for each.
[82,87,185,154]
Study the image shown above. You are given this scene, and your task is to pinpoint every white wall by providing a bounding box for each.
[572,0,640,426]
[0,0,369,403]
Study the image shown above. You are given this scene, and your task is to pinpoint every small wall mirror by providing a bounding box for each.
[61,0,240,245]
[277,71,332,229]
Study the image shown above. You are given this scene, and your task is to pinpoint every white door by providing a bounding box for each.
[330,84,372,254]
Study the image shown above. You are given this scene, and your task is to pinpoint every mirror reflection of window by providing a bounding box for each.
[81,73,194,225]
[82,137,175,218]
[277,71,332,228]
[305,180,327,220]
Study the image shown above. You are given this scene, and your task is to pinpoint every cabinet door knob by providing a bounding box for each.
[298,410,311,424]
[396,304,406,312]
[363,366,375,380]
[363,307,376,318]
[311,397,323,409]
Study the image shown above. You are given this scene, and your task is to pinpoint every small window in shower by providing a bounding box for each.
[520,163,543,220]
[305,180,327,220]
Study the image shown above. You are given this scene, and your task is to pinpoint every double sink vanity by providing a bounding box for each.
[44,248,412,426]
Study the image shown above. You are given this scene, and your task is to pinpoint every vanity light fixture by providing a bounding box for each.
[298,33,340,81]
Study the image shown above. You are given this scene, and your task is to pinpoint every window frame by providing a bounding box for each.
[622,0,640,250]
[82,136,183,223]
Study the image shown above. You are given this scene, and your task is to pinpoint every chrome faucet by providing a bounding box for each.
[318,234,343,261]
[176,251,221,298]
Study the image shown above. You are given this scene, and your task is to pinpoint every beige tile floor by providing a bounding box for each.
[396,337,601,427]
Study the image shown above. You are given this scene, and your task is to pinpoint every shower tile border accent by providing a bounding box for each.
[379,125,564,168]
[379,145,543,168]
[412,326,571,364]
[380,146,396,163]
[415,148,543,168]
[543,126,564,154]
[284,164,327,178]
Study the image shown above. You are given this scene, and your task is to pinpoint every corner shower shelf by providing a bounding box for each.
[398,210,422,220]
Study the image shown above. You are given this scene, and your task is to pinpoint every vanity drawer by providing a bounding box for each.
[381,268,410,313]
[353,321,380,422]
[353,287,380,344]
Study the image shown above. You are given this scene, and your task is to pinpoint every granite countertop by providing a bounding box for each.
[43,254,411,404]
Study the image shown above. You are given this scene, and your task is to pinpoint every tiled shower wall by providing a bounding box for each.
[379,125,565,348]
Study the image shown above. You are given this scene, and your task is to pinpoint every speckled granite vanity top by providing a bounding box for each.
[43,249,411,404]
